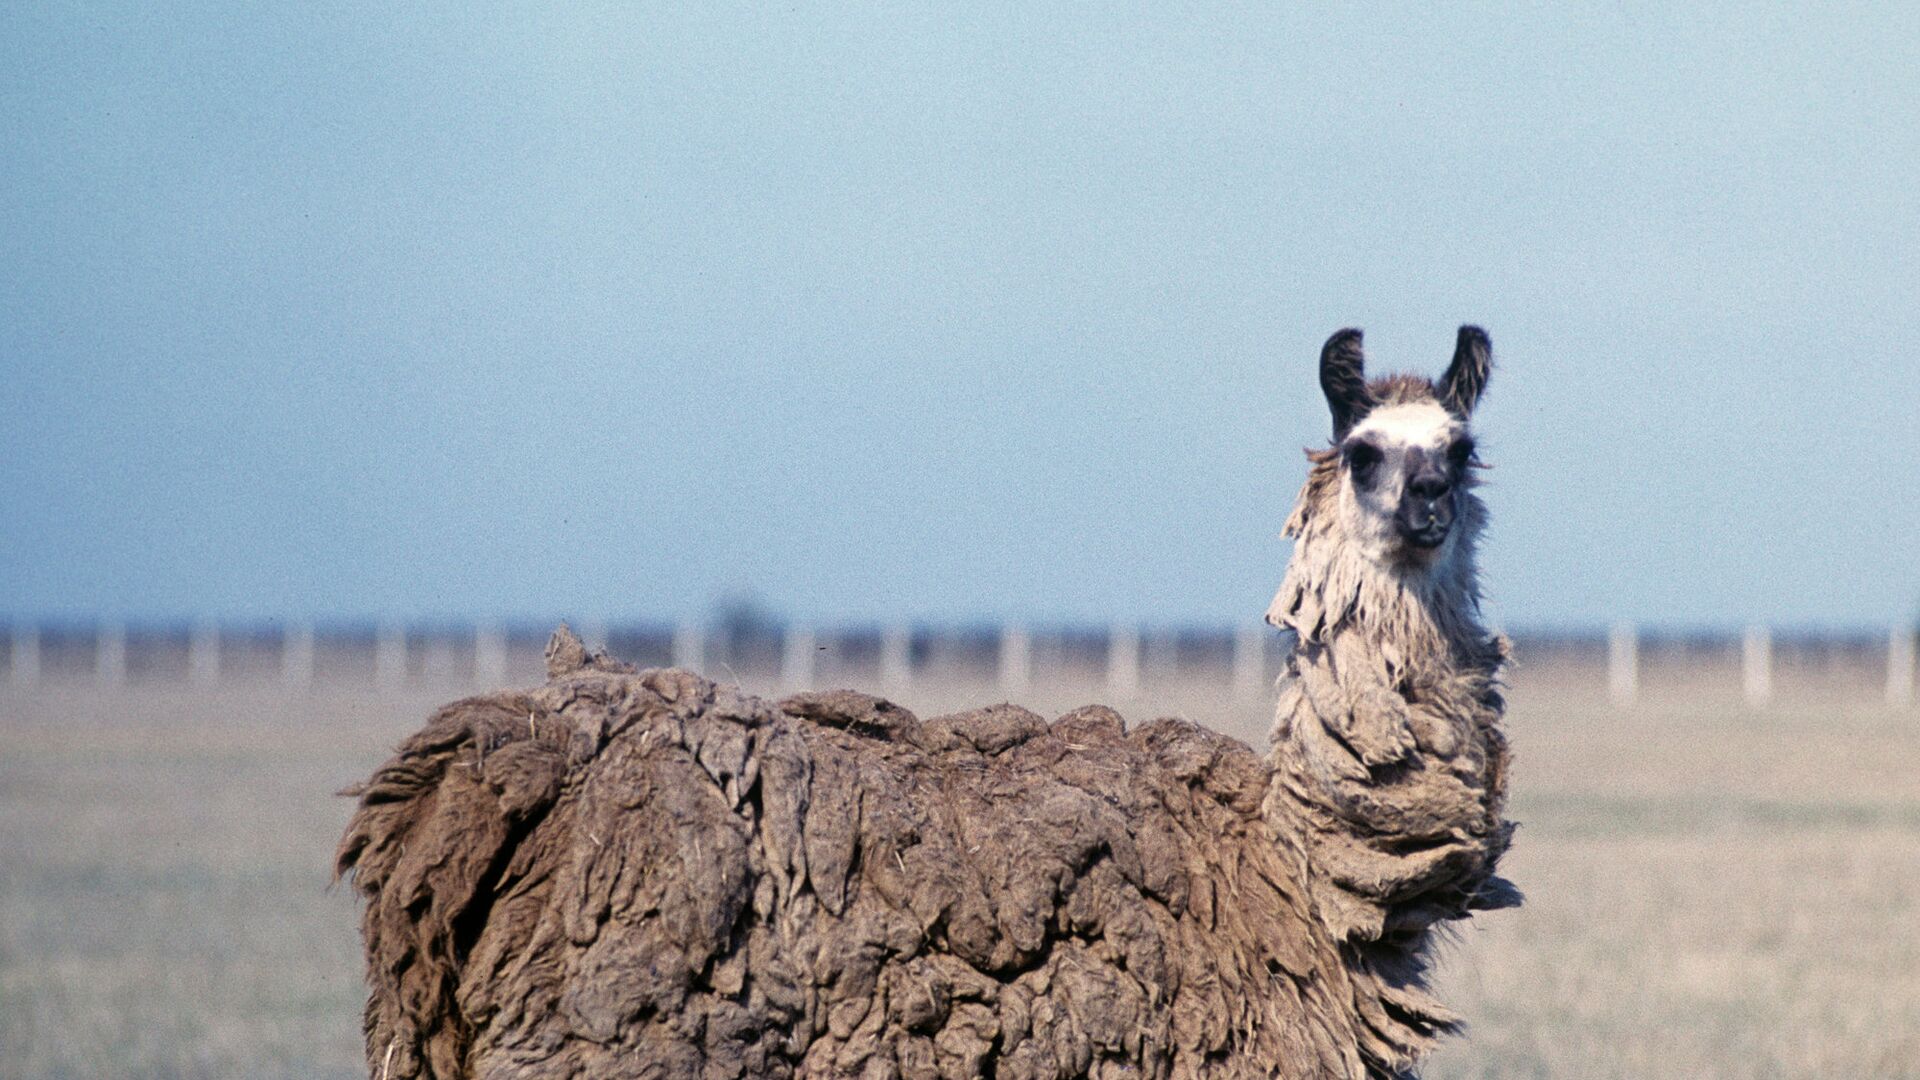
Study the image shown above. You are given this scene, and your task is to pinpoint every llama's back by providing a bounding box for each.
[335,632,1367,1080]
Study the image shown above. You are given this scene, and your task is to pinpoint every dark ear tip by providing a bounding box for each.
[1457,325,1490,349]
[1326,327,1364,350]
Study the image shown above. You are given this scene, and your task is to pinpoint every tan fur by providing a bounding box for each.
[338,636,1391,1079]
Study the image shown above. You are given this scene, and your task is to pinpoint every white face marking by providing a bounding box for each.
[1337,400,1468,567]
[1345,401,1457,452]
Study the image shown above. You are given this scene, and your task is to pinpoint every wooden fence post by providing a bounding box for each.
[1107,624,1140,700]
[781,626,817,693]
[97,621,126,688]
[880,624,912,691]
[283,624,315,689]
[1889,626,1915,708]
[189,620,220,687]
[10,620,39,688]
[1742,624,1772,707]
[998,625,1032,697]
[672,621,705,674]
[474,623,509,688]
[1608,621,1638,705]
[375,624,407,689]
[1232,624,1267,701]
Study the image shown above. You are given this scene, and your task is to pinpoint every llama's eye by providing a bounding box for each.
[1447,438,1476,467]
[1344,441,1382,486]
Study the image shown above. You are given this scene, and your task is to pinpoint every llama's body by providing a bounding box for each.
[341,648,1378,1079]
[337,326,1516,1079]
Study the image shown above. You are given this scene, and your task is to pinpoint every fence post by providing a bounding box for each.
[1889,626,1915,708]
[1107,624,1141,700]
[97,621,126,688]
[474,623,509,689]
[880,624,912,691]
[998,625,1032,697]
[1608,621,1638,705]
[1233,623,1268,701]
[781,626,816,693]
[189,620,220,687]
[10,620,39,689]
[1743,623,1772,707]
[375,623,407,689]
[283,623,315,689]
[672,621,705,674]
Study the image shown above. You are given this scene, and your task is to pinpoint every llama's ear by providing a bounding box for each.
[1440,325,1492,417]
[1319,328,1374,441]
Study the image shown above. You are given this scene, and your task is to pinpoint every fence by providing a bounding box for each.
[1588,622,1913,708]
[1,618,1915,708]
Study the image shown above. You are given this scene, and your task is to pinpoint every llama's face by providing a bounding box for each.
[1313,325,1491,567]
[1337,400,1476,563]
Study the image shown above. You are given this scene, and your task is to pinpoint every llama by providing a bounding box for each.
[335,326,1515,1080]
[1262,326,1515,1070]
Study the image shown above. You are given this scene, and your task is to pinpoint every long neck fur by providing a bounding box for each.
[1263,448,1516,1078]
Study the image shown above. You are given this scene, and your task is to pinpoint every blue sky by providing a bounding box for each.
[3,3,1916,629]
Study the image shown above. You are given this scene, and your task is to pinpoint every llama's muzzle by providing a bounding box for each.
[1397,463,1456,549]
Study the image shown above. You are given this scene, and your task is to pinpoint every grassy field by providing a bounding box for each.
[1,673,1915,1079]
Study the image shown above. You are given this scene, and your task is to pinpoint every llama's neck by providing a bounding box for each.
[1267,470,1495,691]
[1261,473,1515,1075]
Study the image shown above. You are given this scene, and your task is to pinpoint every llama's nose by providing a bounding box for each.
[1407,472,1451,501]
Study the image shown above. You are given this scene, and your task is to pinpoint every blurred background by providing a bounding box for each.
[2,4,1917,1078]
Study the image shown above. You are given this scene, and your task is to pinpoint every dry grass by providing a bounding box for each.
[0,686,441,1080]
[1424,684,1920,1080]
[1,672,1915,1079]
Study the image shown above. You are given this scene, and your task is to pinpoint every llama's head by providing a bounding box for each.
[1292,326,1492,571]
